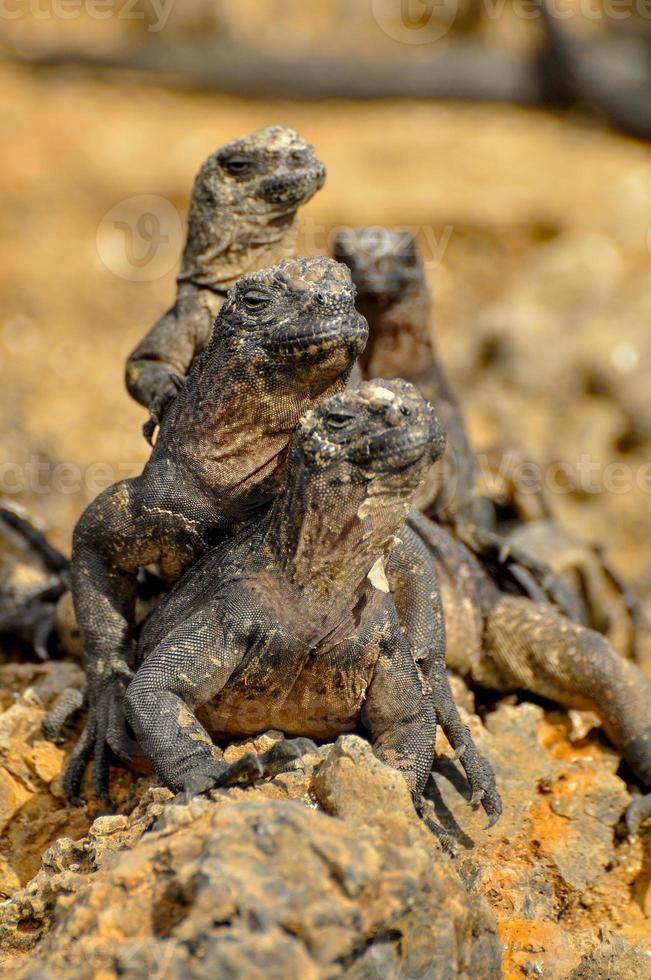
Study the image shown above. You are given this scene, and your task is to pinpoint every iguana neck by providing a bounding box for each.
[358,288,459,406]
[160,347,349,488]
[265,469,412,599]
[357,288,433,379]
[178,211,299,292]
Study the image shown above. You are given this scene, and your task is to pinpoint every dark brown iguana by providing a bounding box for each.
[125,124,326,433]
[125,379,501,829]
[333,227,475,524]
[65,256,367,800]
[333,226,582,620]
[476,446,651,669]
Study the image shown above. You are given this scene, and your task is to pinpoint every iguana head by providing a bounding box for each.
[181,125,326,287]
[215,255,368,390]
[271,379,446,587]
[333,227,424,306]
[296,379,445,493]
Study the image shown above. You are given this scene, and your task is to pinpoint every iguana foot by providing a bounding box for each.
[142,374,185,445]
[417,797,458,855]
[176,753,265,804]
[42,687,86,743]
[175,738,318,805]
[258,737,318,777]
[61,669,135,803]
[625,793,651,837]
[440,721,502,828]
[455,520,583,623]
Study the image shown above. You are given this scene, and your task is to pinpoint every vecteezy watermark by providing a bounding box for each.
[371,0,460,44]
[372,0,651,44]
[0,0,175,32]
[475,452,651,498]
[294,219,455,271]
[0,454,141,496]
[3,451,651,500]
[96,194,184,283]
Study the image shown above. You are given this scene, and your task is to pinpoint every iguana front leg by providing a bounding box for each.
[124,609,247,794]
[453,519,585,623]
[125,613,318,799]
[125,302,208,412]
[361,620,437,802]
[67,478,203,800]
[386,526,501,825]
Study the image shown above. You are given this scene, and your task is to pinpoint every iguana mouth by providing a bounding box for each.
[259,163,326,207]
[271,313,368,358]
[363,428,433,472]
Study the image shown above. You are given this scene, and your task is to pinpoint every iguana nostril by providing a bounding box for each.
[289,150,309,167]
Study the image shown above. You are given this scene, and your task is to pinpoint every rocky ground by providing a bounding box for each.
[0,663,649,977]
[1,34,651,978]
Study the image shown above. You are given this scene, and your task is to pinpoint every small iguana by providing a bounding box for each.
[125,124,326,429]
[476,446,650,668]
[66,256,367,800]
[126,379,501,828]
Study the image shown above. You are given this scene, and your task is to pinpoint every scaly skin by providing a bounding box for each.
[409,510,651,831]
[125,125,326,425]
[126,380,500,827]
[67,256,367,800]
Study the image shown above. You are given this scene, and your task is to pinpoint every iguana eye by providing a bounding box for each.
[242,289,272,310]
[327,412,355,429]
[221,155,257,177]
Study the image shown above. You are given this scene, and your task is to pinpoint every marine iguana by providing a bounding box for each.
[66,256,367,800]
[333,226,475,524]
[125,125,326,433]
[333,226,581,619]
[126,379,501,827]
[409,509,651,834]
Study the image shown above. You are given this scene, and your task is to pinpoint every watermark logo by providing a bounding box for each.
[371,0,459,44]
[0,0,175,32]
[294,218,454,271]
[96,194,183,282]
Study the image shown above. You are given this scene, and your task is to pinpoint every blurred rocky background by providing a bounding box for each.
[0,1,650,976]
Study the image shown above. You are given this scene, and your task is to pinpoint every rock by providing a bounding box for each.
[568,931,651,979]
[0,736,501,978]
[429,700,651,976]
[0,768,32,835]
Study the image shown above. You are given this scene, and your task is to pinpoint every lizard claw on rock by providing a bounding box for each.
[60,674,135,803]
[42,687,86,744]
[417,799,458,855]
[258,737,318,778]
[625,792,651,838]
[440,720,503,828]
[174,738,319,806]
[176,753,265,804]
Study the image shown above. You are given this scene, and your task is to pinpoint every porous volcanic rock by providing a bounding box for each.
[0,735,501,979]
